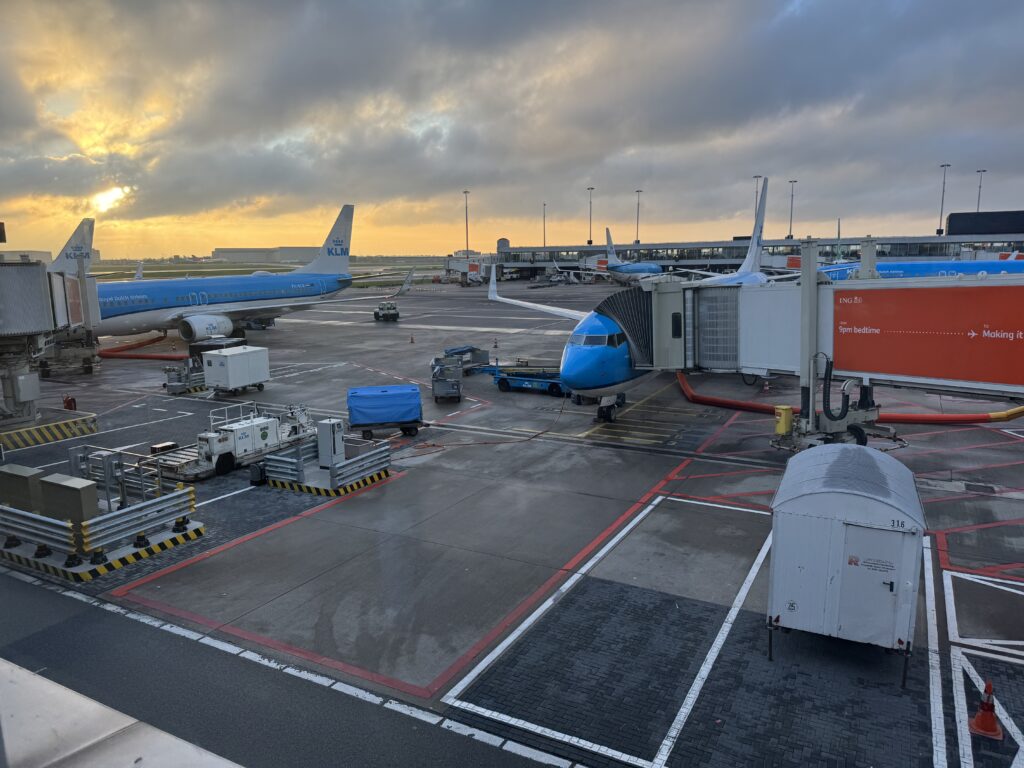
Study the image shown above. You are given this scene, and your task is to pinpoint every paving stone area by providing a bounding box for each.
[460,576,729,762]
[665,612,933,768]
[962,652,1024,767]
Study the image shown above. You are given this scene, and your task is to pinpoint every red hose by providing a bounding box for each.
[676,372,1024,425]
[98,334,188,361]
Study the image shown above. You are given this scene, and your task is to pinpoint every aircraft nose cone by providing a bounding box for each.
[560,346,609,391]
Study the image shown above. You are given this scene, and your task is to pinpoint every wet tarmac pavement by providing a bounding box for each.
[3,282,1024,767]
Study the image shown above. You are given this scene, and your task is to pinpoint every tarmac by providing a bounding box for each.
[2,281,1023,767]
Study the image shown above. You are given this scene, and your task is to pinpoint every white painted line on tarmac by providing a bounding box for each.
[198,637,244,655]
[6,413,192,453]
[61,589,97,605]
[283,667,334,686]
[125,610,165,627]
[665,496,771,516]
[444,496,666,705]
[441,719,505,747]
[950,647,975,768]
[450,699,650,767]
[331,681,383,704]
[383,700,443,724]
[152,408,167,412]
[651,531,772,768]
[922,537,949,768]
[502,741,573,767]
[240,651,287,670]
[196,486,255,507]
[160,624,204,641]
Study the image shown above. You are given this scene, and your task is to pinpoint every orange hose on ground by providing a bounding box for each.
[676,372,1024,426]
[98,333,188,361]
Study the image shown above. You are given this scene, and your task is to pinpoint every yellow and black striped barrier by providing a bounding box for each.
[0,413,99,451]
[0,527,204,583]
[268,469,390,498]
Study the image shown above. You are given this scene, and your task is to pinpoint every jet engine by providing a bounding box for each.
[178,314,234,342]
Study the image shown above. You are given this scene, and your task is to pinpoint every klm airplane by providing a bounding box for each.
[569,230,662,283]
[49,206,410,340]
[490,180,773,420]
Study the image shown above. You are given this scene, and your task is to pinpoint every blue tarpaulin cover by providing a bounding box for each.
[347,385,422,426]
[443,345,478,356]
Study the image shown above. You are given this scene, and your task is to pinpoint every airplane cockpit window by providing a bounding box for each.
[583,335,607,346]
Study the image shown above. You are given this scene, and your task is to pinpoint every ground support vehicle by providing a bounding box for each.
[347,385,424,440]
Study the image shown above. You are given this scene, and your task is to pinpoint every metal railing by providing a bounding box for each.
[0,485,196,568]
[330,445,391,488]
[264,441,317,483]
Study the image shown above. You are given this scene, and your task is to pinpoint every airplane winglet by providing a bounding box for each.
[397,269,415,296]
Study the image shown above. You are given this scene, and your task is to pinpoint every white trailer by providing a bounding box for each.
[767,445,923,677]
[202,345,270,395]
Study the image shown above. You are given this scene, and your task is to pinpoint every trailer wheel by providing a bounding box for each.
[215,452,235,476]
[362,430,373,440]
[847,424,868,446]
[616,392,626,407]
[434,396,440,403]
[547,383,562,397]
[497,379,511,392]
[256,383,265,392]
[374,311,380,320]
[401,427,419,437]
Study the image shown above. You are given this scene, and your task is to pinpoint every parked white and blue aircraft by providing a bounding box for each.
[490,180,773,420]
[49,206,411,341]
[570,230,663,284]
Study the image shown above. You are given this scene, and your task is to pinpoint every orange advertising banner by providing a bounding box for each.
[833,286,1024,385]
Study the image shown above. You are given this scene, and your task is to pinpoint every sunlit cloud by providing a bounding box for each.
[91,185,134,213]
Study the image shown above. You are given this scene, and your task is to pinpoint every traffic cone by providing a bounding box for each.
[409,335,414,344]
[969,680,1004,741]
[492,337,498,349]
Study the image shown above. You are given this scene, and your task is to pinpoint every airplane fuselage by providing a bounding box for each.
[95,272,351,336]
[822,259,1024,281]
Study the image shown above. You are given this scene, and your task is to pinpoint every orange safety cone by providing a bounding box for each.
[969,680,1004,741]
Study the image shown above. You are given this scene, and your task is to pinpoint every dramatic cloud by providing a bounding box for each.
[1,0,1021,255]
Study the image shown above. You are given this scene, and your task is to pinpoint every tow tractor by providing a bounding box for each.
[151,403,316,481]
[373,301,400,321]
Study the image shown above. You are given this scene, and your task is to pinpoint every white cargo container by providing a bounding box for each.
[202,345,270,394]
[768,444,923,652]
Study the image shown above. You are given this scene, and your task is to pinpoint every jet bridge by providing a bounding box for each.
[622,263,1024,401]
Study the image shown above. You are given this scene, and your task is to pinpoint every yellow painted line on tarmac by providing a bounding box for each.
[577,381,676,438]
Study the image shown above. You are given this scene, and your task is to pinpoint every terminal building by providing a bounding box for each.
[212,246,319,264]
[452,210,1024,279]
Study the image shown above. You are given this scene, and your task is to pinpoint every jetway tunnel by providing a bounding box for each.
[597,273,1024,402]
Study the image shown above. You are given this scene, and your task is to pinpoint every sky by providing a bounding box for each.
[1,0,1022,258]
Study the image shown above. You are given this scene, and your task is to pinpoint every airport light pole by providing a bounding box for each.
[634,189,642,244]
[753,175,762,217]
[463,190,470,254]
[587,186,595,245]
[976,169,987,213]
[542,201,547,247]
[937,163,950,235]
[787,180,797,239]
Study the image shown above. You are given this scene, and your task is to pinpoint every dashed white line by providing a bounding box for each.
[283,667,334,686]
[502,741,573,767]
[160,624,204,641]
[441,719,505,747]
[240,650,288,670]
[383,700,443,724]
[198,636,244,655]
[332,681,384,704]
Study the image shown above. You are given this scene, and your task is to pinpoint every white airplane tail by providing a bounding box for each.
[295,205,353,275]
[737,177,768,275]
[47,218,95,274]
[583,228,623,272]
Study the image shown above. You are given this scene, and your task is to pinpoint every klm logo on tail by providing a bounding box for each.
[326,239,349,257]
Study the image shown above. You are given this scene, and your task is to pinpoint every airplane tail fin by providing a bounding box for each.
[737,177,768,275]
[584,227,622,271]
[295,205,354,274]
[47,218,95,274]
[134,262,144,280]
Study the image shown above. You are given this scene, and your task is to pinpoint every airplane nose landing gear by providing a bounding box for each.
[594,393,626,422]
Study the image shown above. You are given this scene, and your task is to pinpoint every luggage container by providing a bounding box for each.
[767,445,923,675]
[347,385,423,439]
[202,345,270,396]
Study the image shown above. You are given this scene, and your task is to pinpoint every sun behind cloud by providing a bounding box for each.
[91,186,134,213]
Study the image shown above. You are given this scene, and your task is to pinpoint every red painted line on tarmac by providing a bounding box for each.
[916,458,1024,477]
[931,515,1024,536]
[110,473,404,598]
[904,425,985,439]
[694,411,741,455]
[931,524,1024,584]
[680,467,781,481]
[902,438,1024,458]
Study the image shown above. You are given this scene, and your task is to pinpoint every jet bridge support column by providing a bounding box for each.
[798,239,820,434]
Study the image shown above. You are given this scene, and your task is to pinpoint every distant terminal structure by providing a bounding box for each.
[463,213,1024,280]
[213,246,319,264]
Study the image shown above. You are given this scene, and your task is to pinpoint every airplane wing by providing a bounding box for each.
[165,270,416,322]
[488,265,587,321]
